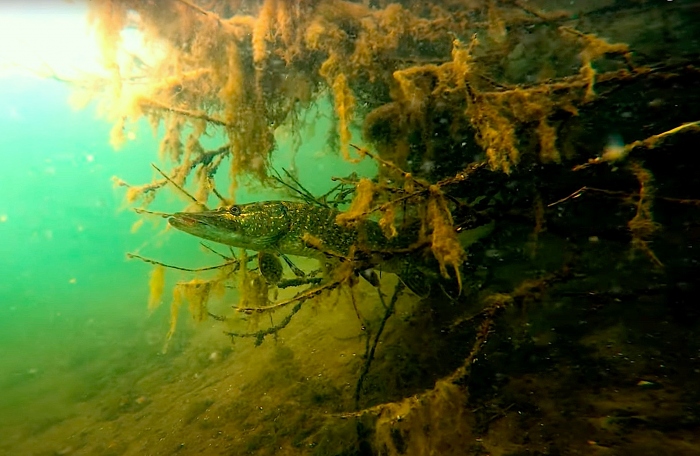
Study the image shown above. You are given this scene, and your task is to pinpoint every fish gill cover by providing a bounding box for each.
[67,0,700,454]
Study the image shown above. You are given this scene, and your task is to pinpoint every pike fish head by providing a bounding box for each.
[169,201,290,251]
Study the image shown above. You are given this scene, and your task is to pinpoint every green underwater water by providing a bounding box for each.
[0,75,165,442]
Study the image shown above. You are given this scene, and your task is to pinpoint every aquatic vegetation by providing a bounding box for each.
[146,263,165,311]
[79,0,700,454]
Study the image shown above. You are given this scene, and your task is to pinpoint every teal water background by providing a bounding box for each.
[0,74,160,432]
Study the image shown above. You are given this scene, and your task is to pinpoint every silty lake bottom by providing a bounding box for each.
[1,1,700,455]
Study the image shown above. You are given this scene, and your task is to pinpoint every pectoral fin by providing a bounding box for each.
[397,262,433,298]
[258,252,283,285]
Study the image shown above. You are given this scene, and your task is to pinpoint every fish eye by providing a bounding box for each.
[229,206,241,216]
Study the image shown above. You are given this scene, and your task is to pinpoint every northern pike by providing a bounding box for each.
[168,201,440,295]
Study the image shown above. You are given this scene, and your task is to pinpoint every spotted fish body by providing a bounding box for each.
[169,201,431,290]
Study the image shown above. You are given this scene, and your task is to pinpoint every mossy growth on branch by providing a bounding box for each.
[88,1,698,274]
[90,0,647,201]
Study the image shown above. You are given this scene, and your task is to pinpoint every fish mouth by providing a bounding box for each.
[169,213,211,230]
[169,211,249,248]
[169,214,196,226]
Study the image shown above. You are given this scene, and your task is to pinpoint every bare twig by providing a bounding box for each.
[140,98,230,127]
[548,186,700,207]
[133,207,171,218]
[235,279,342,313]
[151,163,207,209]
[573,121,700,171]
[127,252,237,272]
[200,242,235,260]
[354,281,404,408]
[226,301,304,346]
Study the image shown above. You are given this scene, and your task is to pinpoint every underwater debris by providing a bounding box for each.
[181,278,225,322]
[163,276,227,345]
[627,160,662,267]
[147,264,165,312]
[335,178,375,226]
[426,186,464,292]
